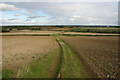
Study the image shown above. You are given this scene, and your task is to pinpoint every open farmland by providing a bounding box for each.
[69,27,119,34]
[2,36,88,78]
[2,31,120,79]
[60,36,119,78]
[62,32,120,36]
[1,31,62,36]
[2,36,60,78]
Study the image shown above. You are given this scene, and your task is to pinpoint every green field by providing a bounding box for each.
[68,27,119,34]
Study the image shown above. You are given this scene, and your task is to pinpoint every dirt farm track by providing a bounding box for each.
[60,36,119,78]
[2,36,120,78]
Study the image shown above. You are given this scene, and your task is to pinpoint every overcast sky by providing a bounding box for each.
[0,2,119,25]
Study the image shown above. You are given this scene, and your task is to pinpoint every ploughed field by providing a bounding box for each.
[2,36,119,78]
[2,36,59,69]
[60,36,119,78]
[2,36,60,78]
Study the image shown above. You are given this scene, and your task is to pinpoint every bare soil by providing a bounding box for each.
[63,32,119,36]
[60,36,119,78]
[2,36,59,70]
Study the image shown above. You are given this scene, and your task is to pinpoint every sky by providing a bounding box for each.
[0,1,119,25]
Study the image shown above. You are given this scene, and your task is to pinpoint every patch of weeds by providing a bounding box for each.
[32,56,35,59]
[21,48,60,78]
[2,69,16,78]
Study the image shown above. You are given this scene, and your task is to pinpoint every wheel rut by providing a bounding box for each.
[55,37,63,78]
[55,37,87,78]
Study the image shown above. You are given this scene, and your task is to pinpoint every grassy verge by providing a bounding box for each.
[2,48,61,78]
[57,38,87,78]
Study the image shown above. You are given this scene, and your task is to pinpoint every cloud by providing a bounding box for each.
[0,3,18,11]
[8,18,18,21]
[14,13,21,16]
[7,2,117,18]
[26,16,46,21]
[72,15,81,18]
[4,2,70,17]
[27,16,46,19]
[87,17,104,22]
[69,18,75,21]
[1,2,118,25]
[68,15,81,21]
[1,0,120,2]
[1,18,43,24]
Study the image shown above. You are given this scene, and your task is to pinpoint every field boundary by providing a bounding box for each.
[56,37,88,78]
[59,37,97,78]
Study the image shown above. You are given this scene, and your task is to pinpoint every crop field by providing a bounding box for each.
[1,31,62,36]
[1,30,120,36]
[1,1,120,79]
[60,36,119,78]
[2,36,60,78]
[2,31,119,79]
[69,27,119,34]
[62,32,120,36]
